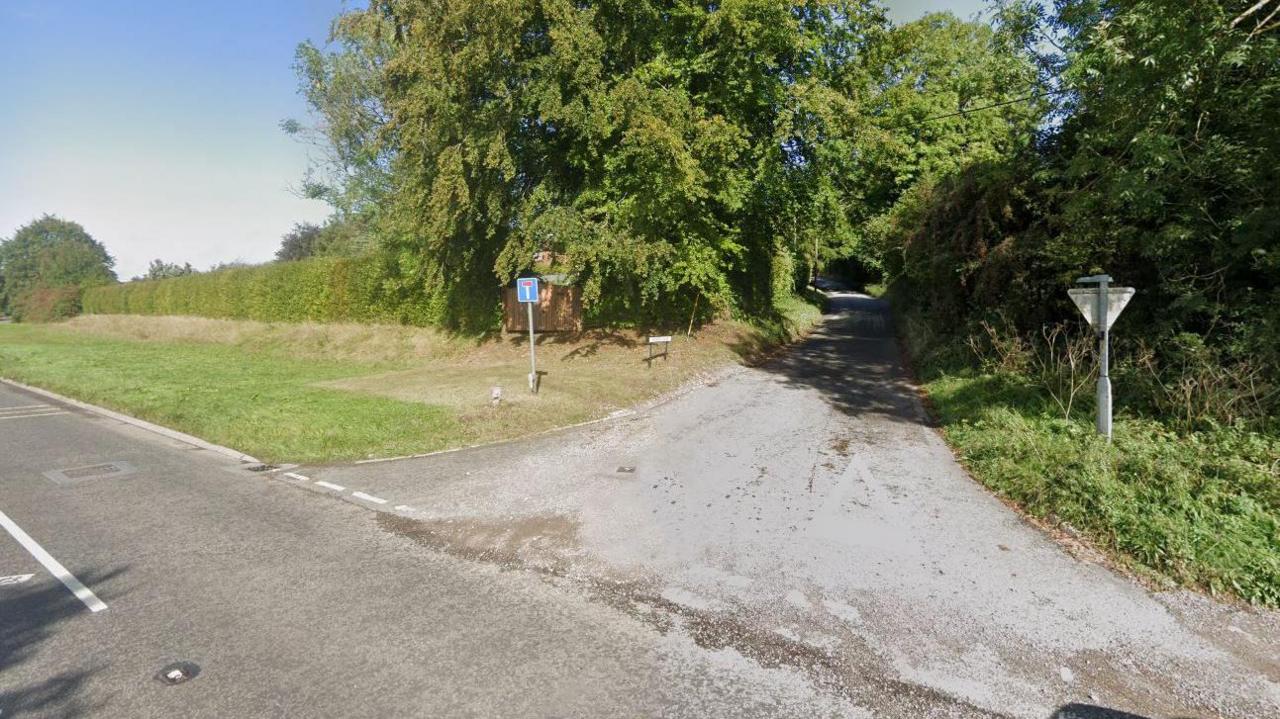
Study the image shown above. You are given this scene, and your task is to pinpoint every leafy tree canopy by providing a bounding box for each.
[276,222,325,262]
[283,11,395,220]
[0,215,116,312]
[367,0,896,329]
[138,259,197,281]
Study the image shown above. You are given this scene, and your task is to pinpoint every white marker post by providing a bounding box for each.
[517,277,540,393]
[1068,275,1135,441]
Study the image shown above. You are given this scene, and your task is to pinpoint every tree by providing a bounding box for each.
[369,0,888,329]
[139,259,196,281]
[857,12,1046,269]
[283,11,395,220]
[0,215,116,314]
[1047,0,1280,365]
[276,222,325,261]
[868,0,1280,421]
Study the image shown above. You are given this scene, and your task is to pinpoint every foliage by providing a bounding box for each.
[369,0,889,330]
[1048,0,1280,371]
[9,286,83,323]
[922,363,1280,606]
[81,255,430,325]
[859,12,1046,221]
[0,215,116,316]
[276,218,376,261]
[139,259,196,281]
[276,222,325,261]
[874,1,1280,423]
[280,2,1046,332]
[283,11,395,219]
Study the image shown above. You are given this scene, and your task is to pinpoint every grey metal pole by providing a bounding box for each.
[527,301,537,393]
[1096,276,1112,440]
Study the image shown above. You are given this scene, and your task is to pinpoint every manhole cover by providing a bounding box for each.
[43,461,136,486]
[155,661,200,686]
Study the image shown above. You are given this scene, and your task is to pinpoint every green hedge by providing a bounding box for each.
[82,256,423,325]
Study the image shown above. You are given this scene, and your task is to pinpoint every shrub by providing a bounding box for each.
[12,286,83,322]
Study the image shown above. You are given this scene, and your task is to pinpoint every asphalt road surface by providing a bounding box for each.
[2,292,1277,718]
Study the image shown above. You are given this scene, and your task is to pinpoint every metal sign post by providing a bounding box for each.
[1068,275,1135,441]
[517,277,540,393]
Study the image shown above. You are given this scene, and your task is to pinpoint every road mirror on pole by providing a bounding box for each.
[1067,274,1134,441]
[517,277,540,393]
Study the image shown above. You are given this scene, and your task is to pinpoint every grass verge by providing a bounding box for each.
[896,308,1280,606]
[0,299,822,464]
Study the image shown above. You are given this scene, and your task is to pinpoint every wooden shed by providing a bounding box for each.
[503,280,582,333]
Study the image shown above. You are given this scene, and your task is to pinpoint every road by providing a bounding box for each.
[2,292,1278,718]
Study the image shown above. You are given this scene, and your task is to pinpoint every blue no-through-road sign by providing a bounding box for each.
[517,277,540,303]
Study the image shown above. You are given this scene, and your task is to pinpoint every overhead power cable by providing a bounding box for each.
[909,86,1069,125]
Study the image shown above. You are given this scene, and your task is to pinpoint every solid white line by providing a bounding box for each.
[0,411,68,421]
[0,508,107,613]
[352,491,388,505]
[314,481,345,492]
[282,472,309,482]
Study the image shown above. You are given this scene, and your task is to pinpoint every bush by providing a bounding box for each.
[12,286,83,322]
[82,256,427,326]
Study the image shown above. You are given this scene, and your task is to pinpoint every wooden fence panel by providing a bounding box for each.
[503,284,582,332]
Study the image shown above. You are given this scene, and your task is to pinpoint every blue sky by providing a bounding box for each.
[0,1,986,278]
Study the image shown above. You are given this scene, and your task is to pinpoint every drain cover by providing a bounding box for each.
[64,463,120,479]
[155,661,200,685]
[43,461,136,486]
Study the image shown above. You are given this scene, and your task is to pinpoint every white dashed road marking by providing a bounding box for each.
[393,505,417,512]
[352,492,388,505]
[283,472,309,482]
[0,508,107,612]
[314,481,345,492]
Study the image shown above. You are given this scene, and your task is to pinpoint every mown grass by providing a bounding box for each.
[0,299,823,464]
[0,323,461,463]
[919,356,1280,606]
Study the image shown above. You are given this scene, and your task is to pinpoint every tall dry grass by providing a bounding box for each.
[62,315,463,364]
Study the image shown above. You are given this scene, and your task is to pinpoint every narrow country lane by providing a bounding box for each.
[305,292,1280,718]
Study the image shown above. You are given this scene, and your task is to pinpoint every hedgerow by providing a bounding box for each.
[82,256,425,325]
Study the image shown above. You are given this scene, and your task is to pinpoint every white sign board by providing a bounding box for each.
[1068,287,1135,331]
[648,336,672,344]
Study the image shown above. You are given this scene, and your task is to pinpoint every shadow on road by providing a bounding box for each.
[1050,703,1196,719]
[0,566,126,718]
[0,670,103,718]
[740,293,927,425]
